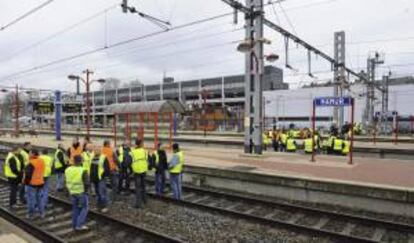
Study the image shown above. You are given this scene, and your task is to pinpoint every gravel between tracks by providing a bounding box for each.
[52,190,331,243]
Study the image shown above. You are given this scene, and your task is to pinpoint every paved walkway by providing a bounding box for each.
[0,217,41,243]
[184,146,414,189]
[0,136,413,189]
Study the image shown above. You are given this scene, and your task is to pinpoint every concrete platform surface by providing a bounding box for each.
[184,146,414,189]
[0,217,41,243]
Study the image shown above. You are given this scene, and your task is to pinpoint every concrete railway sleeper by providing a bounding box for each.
[0,178,182,243]
[105,179,414,243]
[157,183,414,243]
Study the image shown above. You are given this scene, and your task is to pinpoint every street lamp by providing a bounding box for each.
[68,71,106,139]
[237,39,279,154]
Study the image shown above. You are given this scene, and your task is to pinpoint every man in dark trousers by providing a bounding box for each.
[116,141,132,194]
[16,142,31,204]
[130,139,148,208]
[152,143,168,196]
[54,144,67,192]
[4,146,23,208]
[168,143,184,200]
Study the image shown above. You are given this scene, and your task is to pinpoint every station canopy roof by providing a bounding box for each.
[106,100,185,114]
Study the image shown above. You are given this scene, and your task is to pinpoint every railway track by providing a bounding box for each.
[0,178,182,243]
[147,182,414,243]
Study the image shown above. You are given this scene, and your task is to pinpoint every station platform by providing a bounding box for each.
[0,135,412,188]
[184,146,414,188]
[2,128,414,150]
[0,135,413,216]
[0,217,40,243]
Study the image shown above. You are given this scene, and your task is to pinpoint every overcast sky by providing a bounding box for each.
[0,0,413,93]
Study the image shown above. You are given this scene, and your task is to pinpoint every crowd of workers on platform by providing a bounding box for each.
[261,122,363,156]
[3,137,184,231]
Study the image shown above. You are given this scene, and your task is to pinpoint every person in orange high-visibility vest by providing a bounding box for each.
[69,137,83,165]
[23,149,45,219]
[100,140,119,202]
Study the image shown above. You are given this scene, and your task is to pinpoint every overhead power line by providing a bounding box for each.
[0,3,119,64]
[0,12,234,82]
[2,26,243,82]
[0,0,55,32]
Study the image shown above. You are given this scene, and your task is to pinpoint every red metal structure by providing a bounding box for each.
[109,100,185,150]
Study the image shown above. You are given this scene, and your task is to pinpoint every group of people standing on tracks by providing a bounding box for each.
[262,123,358,156]
[3,137,184,231]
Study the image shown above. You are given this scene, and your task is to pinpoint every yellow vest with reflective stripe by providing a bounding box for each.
[304,138,314,153]
[4,153,21,178]
[280,133,287,145]
[131,148,148,174]
[169,151,184,174]
[20,150,29,166]
[82,151,94,175]
[65,166,85,195]
[327,136,336,148]
[154,151,160,166]
[54,149,66,169]
[262,133,271,145]
[92,155,104,180]
[117,146,124,163]
[40,155,53,177]
[333,139,343,151]
[286,139,296,151]
[342,140,350,155]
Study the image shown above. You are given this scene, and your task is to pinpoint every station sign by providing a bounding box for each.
[62,103,82,113]
[314,96,352,107]
[33,101,54,113]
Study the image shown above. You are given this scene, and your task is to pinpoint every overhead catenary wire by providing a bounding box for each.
[0,0,55,32]
[3,26,244,81]
[0,12,235,82]
[0,0,344,83]
[0,3,119,64]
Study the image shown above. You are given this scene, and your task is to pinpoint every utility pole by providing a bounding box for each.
[333,31,346,127]
[14,84,19,138]
[239,0,265,154]
[83,69,94,140]
[380,74,390,134]
[364,53,384,130]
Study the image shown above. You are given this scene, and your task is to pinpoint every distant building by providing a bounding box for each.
[84,65,286,124]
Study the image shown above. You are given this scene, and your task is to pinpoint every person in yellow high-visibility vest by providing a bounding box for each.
[333,137,345,156]
[40,149,53,209]
[279,129,288,152]
[81,143,95,177]
[303,134,315,154]
[262,132,271,151]
[130,139,148,208]
[65,155,90,230]
[4,146,23,208]
[168,143,184,200]
[326,133,337,155]
[342,138,350,156]
[17,142,31,204]
[54,144,67,192]
[286,136,297,153]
